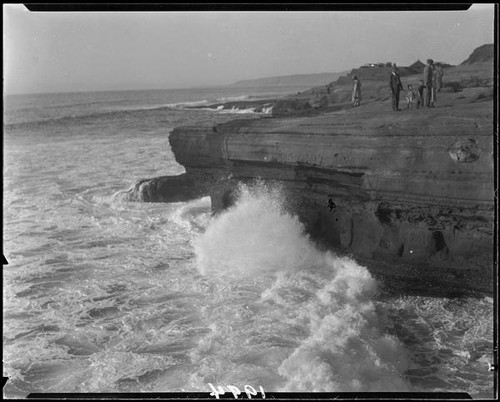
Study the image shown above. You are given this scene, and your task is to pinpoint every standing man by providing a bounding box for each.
[416,80,426,109]
[390,64,403,111]
[423,59,434,107]
[430,63,438,107]
[435,63,444,92]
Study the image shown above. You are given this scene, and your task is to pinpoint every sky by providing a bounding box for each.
[3,4,496,95]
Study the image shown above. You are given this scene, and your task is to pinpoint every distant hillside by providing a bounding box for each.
[230,72,348,88]
[461,43,494,65]
[208,43,493,117]
[271,43,493,115]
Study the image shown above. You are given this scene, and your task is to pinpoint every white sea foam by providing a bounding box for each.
[165,100,210,109]
[4,89,493,397]
[216,95,250,102]
[260,106,274,114]
[198,105,273,115]
[276,255,411,391]
[194,182,319,277]
[218,107,258,114]
[194,181,411,391]
[219,106,274,115]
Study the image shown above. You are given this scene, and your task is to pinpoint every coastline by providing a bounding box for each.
[127,52,494,297]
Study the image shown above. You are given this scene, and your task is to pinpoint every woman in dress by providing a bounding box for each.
[352,75,361,107]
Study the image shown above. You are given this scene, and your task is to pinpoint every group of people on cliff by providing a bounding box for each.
[351,59,444,111]
[390,59,444,111]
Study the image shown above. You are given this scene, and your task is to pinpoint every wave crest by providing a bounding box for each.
[193,181,411,391]
[194,182,319,277]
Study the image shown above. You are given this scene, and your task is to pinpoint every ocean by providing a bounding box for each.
[3,86,495,398]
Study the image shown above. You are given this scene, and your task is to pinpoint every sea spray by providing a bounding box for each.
[277,254,411,392]
[194,182,320,277]
[193,182,411,391]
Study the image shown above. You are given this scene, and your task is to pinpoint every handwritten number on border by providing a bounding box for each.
[208,383,265,399]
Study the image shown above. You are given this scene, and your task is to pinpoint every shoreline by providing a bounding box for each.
[128,52,494,297]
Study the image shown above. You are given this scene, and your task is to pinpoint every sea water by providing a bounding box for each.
[3,87,495,398]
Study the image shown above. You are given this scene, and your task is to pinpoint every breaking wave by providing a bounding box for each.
[164,100,210,109]
[193,181,411,391]
[215,106,274,115]
[215,95,250,102]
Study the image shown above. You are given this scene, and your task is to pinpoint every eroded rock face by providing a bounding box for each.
[129,50,494,296]
[166,97,494,296]
[124,173,210,203]
[448,139,481,163]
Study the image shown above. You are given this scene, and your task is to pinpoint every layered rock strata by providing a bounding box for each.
[127,44,494,296]
[163,94,494,296]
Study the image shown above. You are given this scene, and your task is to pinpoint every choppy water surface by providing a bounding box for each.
[3,88,495,398]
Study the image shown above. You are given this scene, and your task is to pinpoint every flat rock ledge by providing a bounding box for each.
[129,91,494,297]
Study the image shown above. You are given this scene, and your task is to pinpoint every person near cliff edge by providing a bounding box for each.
[416,80,426,109]
[389,64,404,111]
[435,63,444,92]
[423,59,434,107]
[405,84,416,109]
[351,75,361,107]
[430,65,438,107]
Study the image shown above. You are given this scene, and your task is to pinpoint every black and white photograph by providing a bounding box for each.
[3,4,497,398]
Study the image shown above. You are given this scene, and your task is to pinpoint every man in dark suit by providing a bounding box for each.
[423,58,434,107]
[435,63,444,92]
[389,64,403,111]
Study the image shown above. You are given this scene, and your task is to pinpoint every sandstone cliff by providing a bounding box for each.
[128,47,495,297]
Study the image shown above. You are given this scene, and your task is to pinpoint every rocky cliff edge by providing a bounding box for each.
[127,53,495,297]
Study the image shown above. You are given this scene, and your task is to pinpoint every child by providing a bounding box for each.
[406,84,416,109]
[416,80,425,109]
